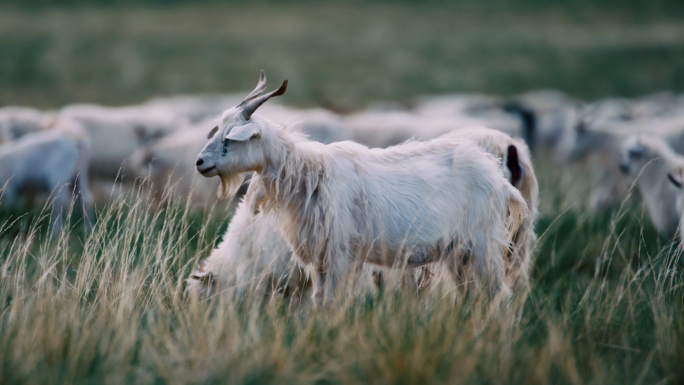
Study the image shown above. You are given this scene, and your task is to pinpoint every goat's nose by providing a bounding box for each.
[196,158,204,166]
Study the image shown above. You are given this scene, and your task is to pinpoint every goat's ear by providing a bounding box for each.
[226,122,259,141]
[506,144,523,187]
[668,169,684,189]
[190,270,213,283]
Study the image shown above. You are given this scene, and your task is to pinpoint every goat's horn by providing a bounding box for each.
[239,69,268,105]
[242,79,288,120]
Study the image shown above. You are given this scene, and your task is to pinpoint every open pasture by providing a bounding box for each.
[1,1,684,384]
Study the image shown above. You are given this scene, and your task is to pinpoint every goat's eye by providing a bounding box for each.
[629,149,643,159]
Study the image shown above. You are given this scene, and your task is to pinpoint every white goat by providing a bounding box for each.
[345,108,520,149]
[185,109,356,298]
[60,103,183,179]
[666,155,684,246]
[187,194,308,299]
[0,117,92,235]
[620,134,683,238]
[142,93,247,124]
[190,126,540,297]
[438,127,539,286]
[196,71,528,305]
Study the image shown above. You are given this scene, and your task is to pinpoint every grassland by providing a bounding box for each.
[2,1,684,384]
[0,160,682,385]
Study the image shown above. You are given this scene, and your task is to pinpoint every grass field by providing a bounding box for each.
[0,160,682,384]
[2,1,684,384]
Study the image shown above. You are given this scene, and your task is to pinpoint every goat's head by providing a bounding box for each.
[196,70,287,197]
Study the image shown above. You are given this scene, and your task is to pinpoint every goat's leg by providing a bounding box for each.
[471,238,511,300]
[320,252,354,305]
[310,268,326,306]
[74,172,94,230]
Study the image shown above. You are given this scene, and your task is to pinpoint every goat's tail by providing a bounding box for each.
[504,182,529,243]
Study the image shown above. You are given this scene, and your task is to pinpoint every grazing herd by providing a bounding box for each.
[3,70,684,304]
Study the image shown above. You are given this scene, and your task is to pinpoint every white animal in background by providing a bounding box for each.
[345,107,522,149]
[620,134,684,238]
[504,90,580,155]
[60,103,184,179]
[554,111,684,211]
[412,94,524,137]
[0,117,93,235]
[142,93,247,124]
[130,121,223,206]
[665,155,684,246]
[0,107,56,143]
[195,71,528,305]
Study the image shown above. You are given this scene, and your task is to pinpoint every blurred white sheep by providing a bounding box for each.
[620,134,684,238]
[0,117,93,235]
[345,105,522,150]
[60,103,184,180]
[0,106,56,143]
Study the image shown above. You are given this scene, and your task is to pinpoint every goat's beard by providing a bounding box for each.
[217,172,246,199]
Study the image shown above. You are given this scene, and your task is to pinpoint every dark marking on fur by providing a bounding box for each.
[191,271,213,283]
[506,145,523,187]
[669,173,683,189]
[405,238,459,266]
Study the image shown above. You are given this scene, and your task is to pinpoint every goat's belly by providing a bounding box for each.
[361,236,457,267]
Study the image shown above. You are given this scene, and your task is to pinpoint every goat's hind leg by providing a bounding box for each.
[471,238,511,301]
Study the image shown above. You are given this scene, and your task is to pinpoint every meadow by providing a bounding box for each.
[1,1,684,384]
[0,160,682,384]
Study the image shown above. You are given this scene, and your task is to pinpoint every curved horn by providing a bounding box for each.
[239,70,268,105]
[242,79,288,120]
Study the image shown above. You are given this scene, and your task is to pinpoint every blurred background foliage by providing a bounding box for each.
[1,0,684,109]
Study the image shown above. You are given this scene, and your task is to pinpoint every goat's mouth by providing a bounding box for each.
[197,165,217,176]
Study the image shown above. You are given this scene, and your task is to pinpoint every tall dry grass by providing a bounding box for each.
[0,164,682,384]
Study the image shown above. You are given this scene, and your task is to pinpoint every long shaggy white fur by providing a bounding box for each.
[201,122,527,304]
[437,127,539,287]
[186,193,309,299]
[195,72,527,304]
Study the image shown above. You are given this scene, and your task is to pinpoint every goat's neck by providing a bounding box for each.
[258,135,327,211]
